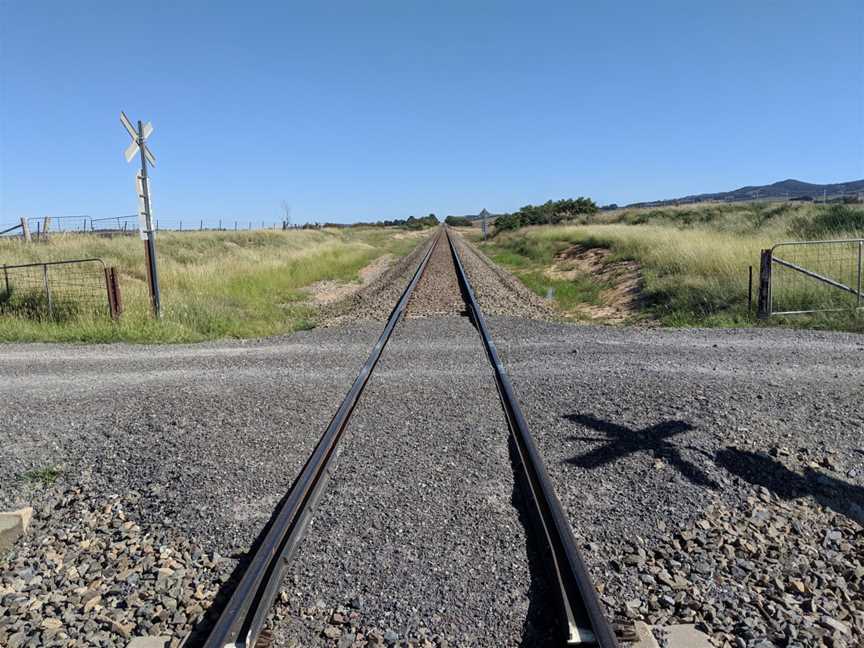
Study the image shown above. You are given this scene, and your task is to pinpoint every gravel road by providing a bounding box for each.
[1,229,861,648]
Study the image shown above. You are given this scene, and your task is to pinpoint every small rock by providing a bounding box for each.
[664,624,712,648]
[323,625,342,639]
[127,638,171,648]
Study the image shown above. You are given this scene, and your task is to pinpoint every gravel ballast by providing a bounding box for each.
[268,236,556,647]
[1,230,861,647]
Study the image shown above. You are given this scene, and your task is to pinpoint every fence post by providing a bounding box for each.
[42,263,53,318]
[104,267,123,320]
[757,249,772,318]
[748,265,753,313]
[42,216,52,238]
[857,241,862,309]
[2,264,8,296]
[20,218,31,242]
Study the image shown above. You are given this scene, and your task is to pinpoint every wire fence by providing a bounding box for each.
[759,239,864,316]
[0,258,118,320]
[89,215,138,233]
[0,216,295,239]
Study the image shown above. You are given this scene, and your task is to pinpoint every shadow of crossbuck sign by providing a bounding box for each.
[564,414,718,488]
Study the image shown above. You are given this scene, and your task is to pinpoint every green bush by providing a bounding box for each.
[792,204,864,239]
[445,216,473,227]
[494,197,598,233]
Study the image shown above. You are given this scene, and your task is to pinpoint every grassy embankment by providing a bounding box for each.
[0,228,424,343]
[474,202,864,331]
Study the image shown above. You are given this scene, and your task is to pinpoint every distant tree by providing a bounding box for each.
[492,197,598,234]
[445,216,473,227]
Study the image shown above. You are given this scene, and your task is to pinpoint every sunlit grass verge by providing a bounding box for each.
[481,223,864,332]
[0,228,423,343]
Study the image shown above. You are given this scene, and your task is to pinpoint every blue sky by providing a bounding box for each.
[1,1,862,226]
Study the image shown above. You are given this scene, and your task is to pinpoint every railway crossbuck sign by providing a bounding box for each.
[120,111,161,318]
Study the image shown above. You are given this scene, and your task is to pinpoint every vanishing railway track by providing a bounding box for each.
[200,228,618,648]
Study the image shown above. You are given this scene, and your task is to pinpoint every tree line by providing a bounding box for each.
[300,214,440,230]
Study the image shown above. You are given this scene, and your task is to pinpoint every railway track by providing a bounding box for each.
[200,228,618,648]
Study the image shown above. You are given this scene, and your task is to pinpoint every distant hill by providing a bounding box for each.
[626,179,864,208]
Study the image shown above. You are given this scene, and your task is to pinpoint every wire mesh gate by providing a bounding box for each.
[0,258,122,320]
[758,239,864,317]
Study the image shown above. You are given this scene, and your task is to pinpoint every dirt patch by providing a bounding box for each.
[547,244,644,323]
[392,230,431,240]
[304,254,394,305]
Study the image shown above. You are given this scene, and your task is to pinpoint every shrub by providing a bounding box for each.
[792,204,864,239]
[445,216,473,227]
[493,197,598,234]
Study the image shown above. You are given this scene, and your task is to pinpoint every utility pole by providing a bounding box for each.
[121,111,161,318]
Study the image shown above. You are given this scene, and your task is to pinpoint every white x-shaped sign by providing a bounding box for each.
[121,111,156,167]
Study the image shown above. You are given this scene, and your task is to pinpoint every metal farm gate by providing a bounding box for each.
[0,258,122,320]
[758,239,863,317]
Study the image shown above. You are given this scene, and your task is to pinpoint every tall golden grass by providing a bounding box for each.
[0,228,420,342]
[483,201,863,330]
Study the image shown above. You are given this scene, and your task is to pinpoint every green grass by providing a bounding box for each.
[481,234,608,315]
[519,271,607,309]
[0,228,425,342]
[481,202,864,332]
[20,466,62,486]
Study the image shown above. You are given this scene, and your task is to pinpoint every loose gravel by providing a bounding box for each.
[318,234,435,326]
[0,487,229,648]
[449,233,553,320]
[2,230,861,648]
[479,317,864,648]
[268,234,557,647]
[0,327,387,646]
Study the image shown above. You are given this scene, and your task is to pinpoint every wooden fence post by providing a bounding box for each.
[20,218,31,242]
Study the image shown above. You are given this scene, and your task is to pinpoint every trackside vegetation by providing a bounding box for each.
[493,197,598,231]
[0,228,422,343]
[478,201,864,332]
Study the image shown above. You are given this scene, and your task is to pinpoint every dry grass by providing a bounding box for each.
[481,202,864,331]
[0,228,421,342]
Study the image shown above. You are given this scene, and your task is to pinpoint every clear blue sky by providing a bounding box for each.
[1,1,862,226]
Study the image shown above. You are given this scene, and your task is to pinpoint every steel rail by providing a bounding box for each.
[445,228,619,648]
[201,231,441,648]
